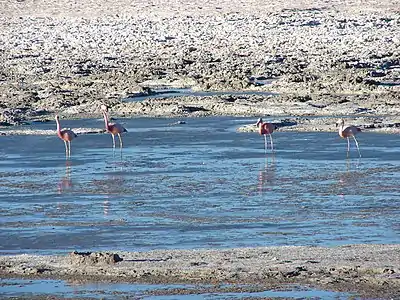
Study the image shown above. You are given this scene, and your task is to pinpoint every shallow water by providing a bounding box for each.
[0,279,355,299]
[126,88,275,101]
[0,116,399,255]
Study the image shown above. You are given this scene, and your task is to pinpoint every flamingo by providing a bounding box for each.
[256,118,276,152]
[55,115,77,159]
[336,118,361,158]
[101,105,127,149]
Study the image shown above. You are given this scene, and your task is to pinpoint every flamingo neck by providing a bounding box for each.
[102,111,110,129]
[55,118,63,139]
[56,118,61,133]
[338,123,345,136]
[258,123,264,134]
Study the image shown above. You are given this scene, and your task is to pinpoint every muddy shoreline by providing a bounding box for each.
[0,114,399,136]
[1,245,400,299]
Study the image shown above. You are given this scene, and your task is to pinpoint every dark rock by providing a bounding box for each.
[337,98,349,104]
[275,119,297,128]
[68,251,123,265]
[297,95,312,102]
[363,78,379,85]
[182,59,195,65]
[345,61,373,69]
[369,70,386,77]
[300,20,321,26]
[177,105,209,113]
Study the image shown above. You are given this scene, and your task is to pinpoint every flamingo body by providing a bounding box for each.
[258,122,275,135]
[57,129,77,142]
[106,122,127,135]
[338,125,361,139]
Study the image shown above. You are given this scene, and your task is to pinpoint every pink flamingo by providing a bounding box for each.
[336,118,361,157]
[101,105,127,148]
[256,118,276,152]
[55,115,77,158]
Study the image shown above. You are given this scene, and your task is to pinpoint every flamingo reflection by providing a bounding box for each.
[58,160,73,194]
[337,158,361,199]
[258,154,276,193]
[103,197,110,216]
[90,158,127,216]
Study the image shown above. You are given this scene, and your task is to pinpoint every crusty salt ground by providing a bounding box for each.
[0,245,399,298]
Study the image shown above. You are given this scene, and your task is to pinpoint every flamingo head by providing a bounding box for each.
[255,118,263,127]
[100,104,109,112]
[336,118,345,127]
[55,115,59,121]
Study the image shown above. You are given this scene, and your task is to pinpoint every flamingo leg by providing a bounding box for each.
[264,134,267,153]
[346,137,350,158]
[118,133,123,149]
[68,141,71,158]
[64,140,68,159]
[269,133,274,152]
[352,135,361,158]
[111,134,116,148]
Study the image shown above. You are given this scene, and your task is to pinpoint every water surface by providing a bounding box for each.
[0,279,356,299]
[0,117,399,255]
[125,88,275,102]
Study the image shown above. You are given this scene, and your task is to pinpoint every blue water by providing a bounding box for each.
[125,88,275,101]
[0,279,356,299]
[0,116,399,255]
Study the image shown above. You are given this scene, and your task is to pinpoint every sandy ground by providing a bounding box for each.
[0,245,400,298]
